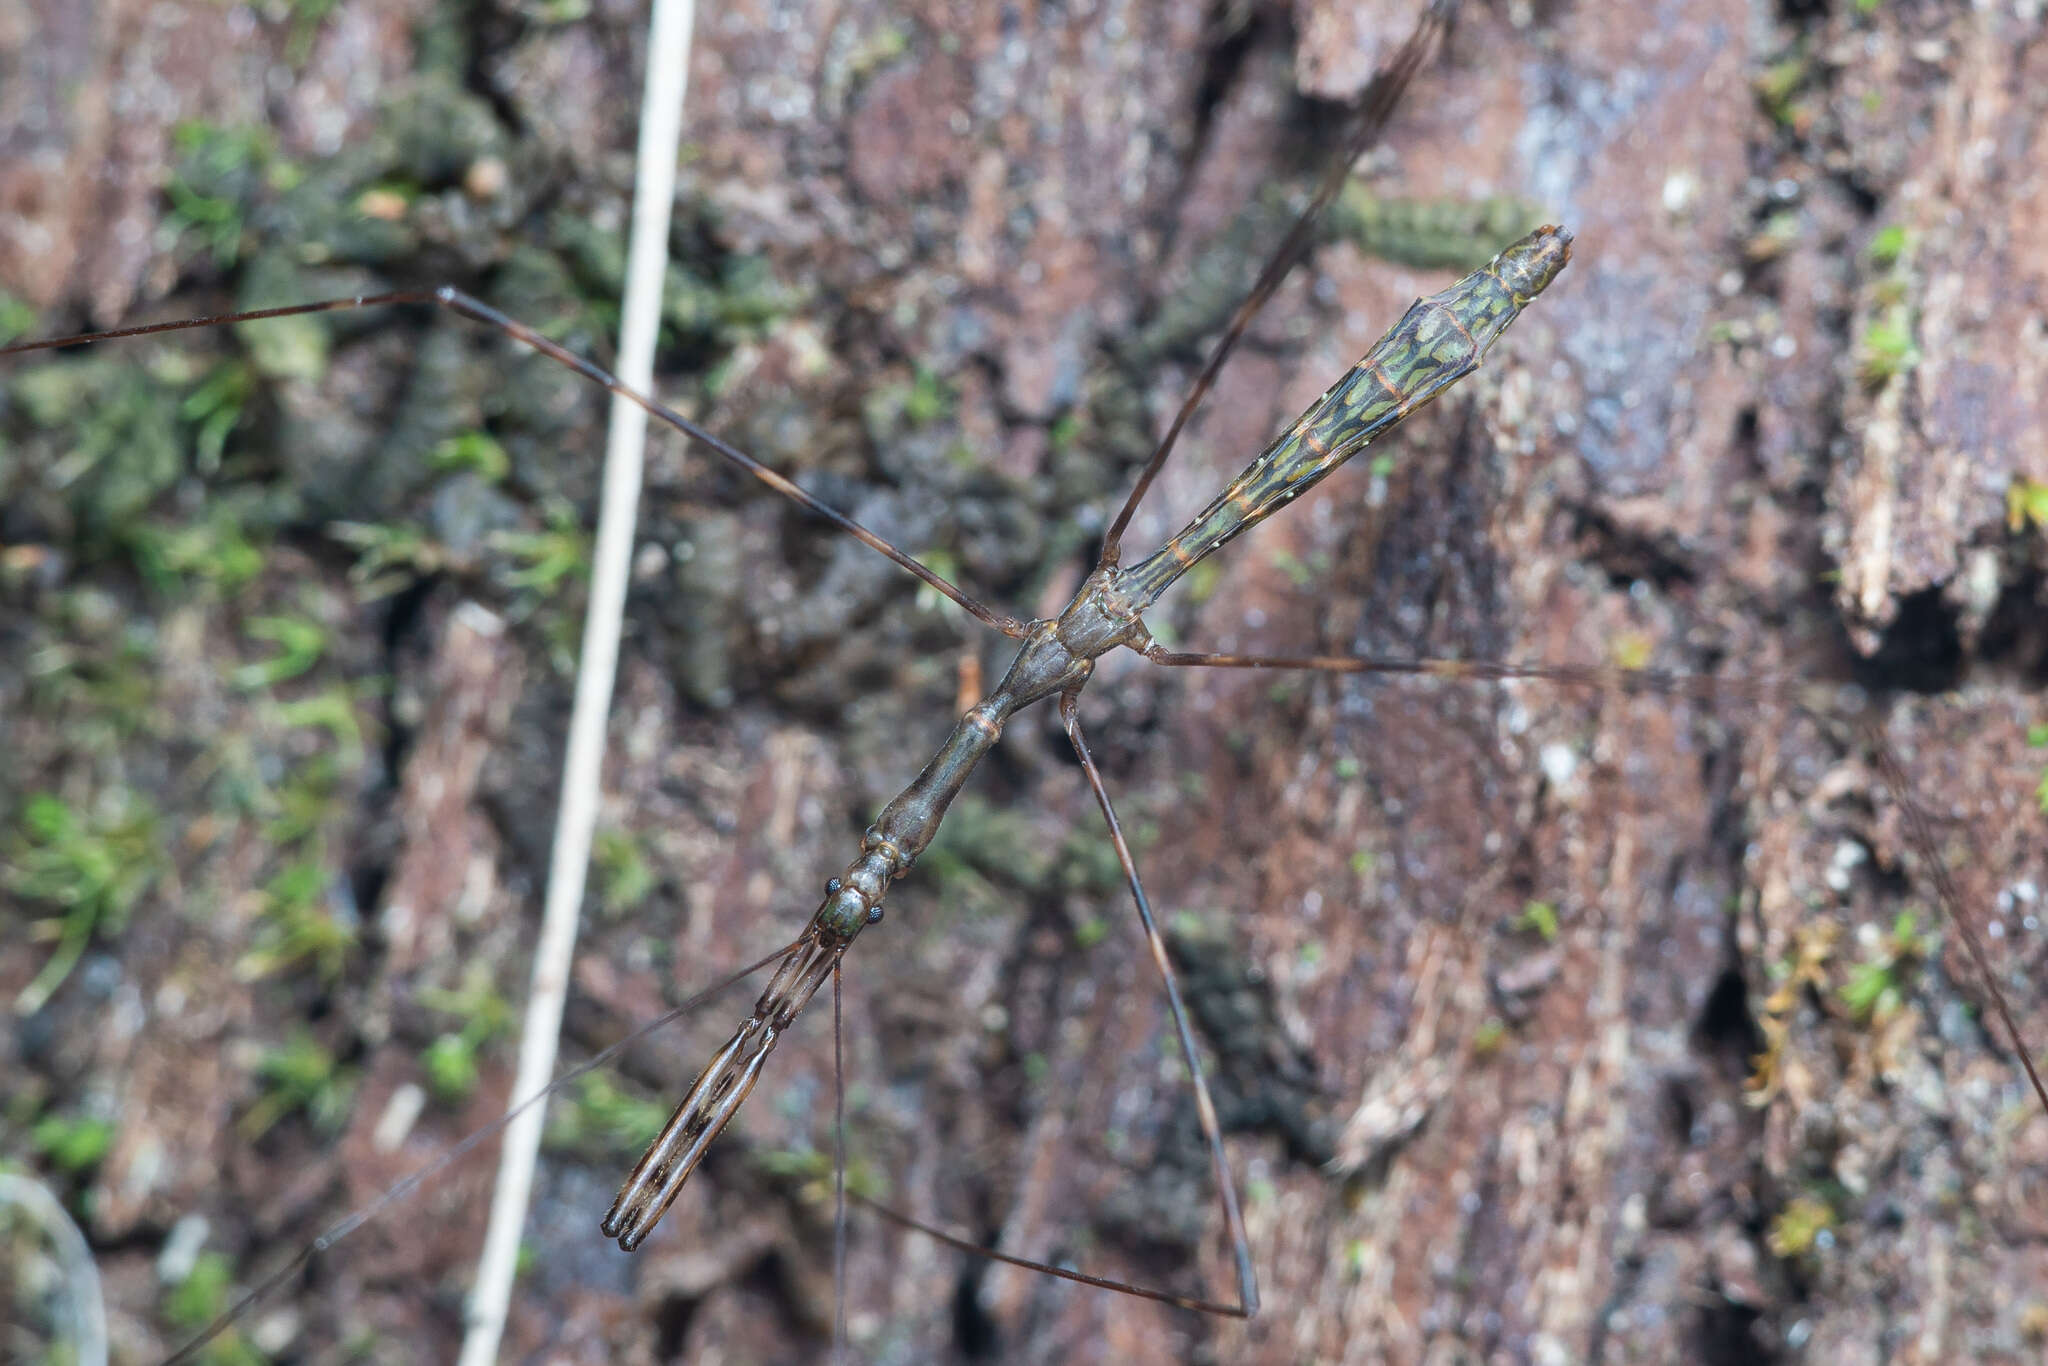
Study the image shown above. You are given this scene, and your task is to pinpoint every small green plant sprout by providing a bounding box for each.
[544,1073,668,1157]
[431,430,511,482]
[1470,1017,1508,1060]
[232,613,327,690]
[1856,309,1918,388]
[1608,631,1654,672]
[488,502,590,594]
[234,860,357,983]
[417,966,516,1102]
[1267,549,1318,590]
[7,790,166,1015]
[274,686,369,767]
[163,122,267,269]
[1837,910,1934,1024]
[752,1144,887,1209]
[160,1250,265,1366]
[259,753,342,847]
[1746,921,1842,1106]
[30,1112,115,1174]
[2028,720,2048,816]
[1514,900,1560,943]
[329,520,456,599]
[1766,1193,1835,1258]
[1866,223,1909,270]
[911,547,966,618]
[2009,476,2048,535]
[902,364,952,426]
[237,1031,355,1140]
[178,359,256,474]
[591,827,656,915]
[0,289,36,346]
[128,504,265,595]
[1753,53,1812,131]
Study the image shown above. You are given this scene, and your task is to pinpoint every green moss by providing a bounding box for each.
[431,431,511,483]
[128,505,266,595]
[1766,1193,1835,1258]
[418,968,516,1103]
[2009,477,2048,535]
[753,1145,887,1207]
[1856,310,1918,387]
[1754,55,1811,128]
[1837,910,1933,1024]
[920,794,1058,912]
[489,503,590,594]
[2030,724,2048,816]
[545,1073,668,1156]
[236,859,357,982]
[8,790,167,1014]
[30,1113,114,1173]
[274,687,368,765]
[233,613,327,690]
[13,357,186,545]
[238,1032,355,1140]
[1867,224,1909,269]
[330,520,453,599]
[592,827,656,915]
[1514,900,1559,943]
[0,290,36,346]
[160,1251,267,1366]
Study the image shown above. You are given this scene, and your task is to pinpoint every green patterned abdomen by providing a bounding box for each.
[1123,224,1571,608]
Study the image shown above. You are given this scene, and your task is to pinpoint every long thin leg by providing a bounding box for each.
[1869,733,2048,1116]
[1143,643,1830,709]
[0,292,1028,638]
[1149,643,2048,1127]
[159,939,805,1366]
[827,695,1261,1321]
[832,962,850,1364]
[1058,689,1258,1316]
[1097,0,1458,566]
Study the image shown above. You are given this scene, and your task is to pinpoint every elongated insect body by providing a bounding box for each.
[602,224,1573,1258]
[1123,225,1572,607]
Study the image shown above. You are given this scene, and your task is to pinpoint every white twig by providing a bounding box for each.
[0,1171,108,1366]
[456,2,696,1361]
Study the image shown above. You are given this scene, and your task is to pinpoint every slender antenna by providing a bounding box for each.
[162,942,800,1366]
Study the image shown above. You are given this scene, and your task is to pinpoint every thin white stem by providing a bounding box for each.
[456,2,696,1361]
[0,1171,108,1366]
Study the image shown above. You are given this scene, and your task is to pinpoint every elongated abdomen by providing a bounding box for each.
[1123,225,1571,606]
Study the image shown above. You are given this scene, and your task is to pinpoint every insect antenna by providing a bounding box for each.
[0,291,1025,639]
[153,940,802,1366]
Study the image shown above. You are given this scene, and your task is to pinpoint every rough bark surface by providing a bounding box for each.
[4,1,2047,1364]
